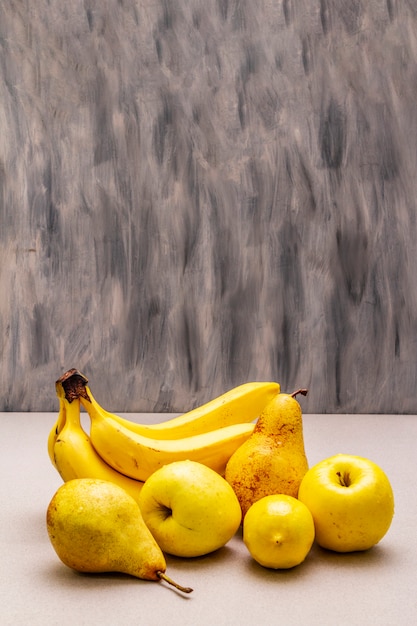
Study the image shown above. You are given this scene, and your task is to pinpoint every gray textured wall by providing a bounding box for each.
[1,0,417,413]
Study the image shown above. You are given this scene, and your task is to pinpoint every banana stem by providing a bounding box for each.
[56,369,90,403]
[156,571,193,594]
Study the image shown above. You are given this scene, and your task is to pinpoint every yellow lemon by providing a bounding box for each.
[243,494,315,569]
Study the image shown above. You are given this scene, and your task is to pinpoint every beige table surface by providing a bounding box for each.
[1,411,416,626]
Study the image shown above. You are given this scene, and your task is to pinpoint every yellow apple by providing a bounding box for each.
[298,454,394,552]
[138,460,242,557]
[243,494,315,569]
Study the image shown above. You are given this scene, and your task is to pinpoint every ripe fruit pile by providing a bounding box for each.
[46,369,395,592]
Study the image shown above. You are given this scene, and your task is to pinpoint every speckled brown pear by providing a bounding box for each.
[224,390,309,518]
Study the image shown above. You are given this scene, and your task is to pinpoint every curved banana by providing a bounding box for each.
[53,393,144,504]
[86,407,256,481]
[78,376,280,440]
[47,394,67,468]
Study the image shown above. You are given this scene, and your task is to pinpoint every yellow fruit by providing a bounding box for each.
[82,377,280,439]
[298,454,395,552]
[138,460,242,557]
[243,494,315,569]
[57,368,280,439]
[47,395,66,468]
[46,478,192,593]
[52,391,144,504]
[225,392,309,517]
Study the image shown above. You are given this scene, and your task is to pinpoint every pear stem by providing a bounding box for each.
[156,571,193,594]
[291,388,308,398]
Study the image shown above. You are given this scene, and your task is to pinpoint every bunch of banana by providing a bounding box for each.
[48,368,280,485]
[49,381,144,504]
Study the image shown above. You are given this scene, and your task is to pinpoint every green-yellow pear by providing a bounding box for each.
[46,478,192,593]
[225,391,309,518]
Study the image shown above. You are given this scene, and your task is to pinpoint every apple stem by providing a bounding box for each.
[336,471,351,487]
[156,571,193,594]
[291,388,309,398]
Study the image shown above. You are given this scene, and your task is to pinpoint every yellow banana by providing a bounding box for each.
[47,394,67,468]
[55,369,277,482]
[60,367,280,439]
[85,407,255,481]
[52,393,144,504]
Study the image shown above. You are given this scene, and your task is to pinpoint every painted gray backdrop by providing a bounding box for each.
[1,0,417,413]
